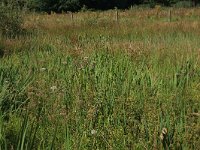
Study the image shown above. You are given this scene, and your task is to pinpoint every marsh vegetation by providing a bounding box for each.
[0,7,200,149]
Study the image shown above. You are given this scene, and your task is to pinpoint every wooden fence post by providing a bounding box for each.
[71,12,74,25]
[169,9,172,22]
[115,8,119,23]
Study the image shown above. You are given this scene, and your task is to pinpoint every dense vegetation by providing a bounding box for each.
[0,5,200,149]
[0,1,24,38]
[1,0,199,12]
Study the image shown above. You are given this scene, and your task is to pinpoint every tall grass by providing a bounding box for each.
[0,8,200,149]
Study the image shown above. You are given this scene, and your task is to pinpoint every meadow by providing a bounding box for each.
[0,8,200,149]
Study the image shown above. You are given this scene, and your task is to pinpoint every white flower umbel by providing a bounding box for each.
[91,129,97,135]
[40,68,46,71]
[50,86,57,92]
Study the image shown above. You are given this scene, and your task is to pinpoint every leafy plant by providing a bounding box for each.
[0,1,24,37]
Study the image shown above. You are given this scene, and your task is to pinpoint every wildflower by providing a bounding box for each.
[50,86,57,92]
[84,56,89,60]
[62,61,67,65]
[91,129,97,135]
[40,68,46,71]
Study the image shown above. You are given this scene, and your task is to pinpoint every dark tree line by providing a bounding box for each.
[1,0,199,12]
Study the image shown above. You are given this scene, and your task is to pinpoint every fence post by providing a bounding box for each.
[71,12,74,25]
[169,9,172,22]
[115,8,119,23]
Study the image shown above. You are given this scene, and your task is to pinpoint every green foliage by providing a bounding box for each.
[59,0,81,11]
[0,2,24,37]
[173,0,194,7]
[24,0,200,12]
[30,0,81,12]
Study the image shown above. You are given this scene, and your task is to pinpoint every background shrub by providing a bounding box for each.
[24,0,200,12]
[173,0,193,8]
[0,2,24,37]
